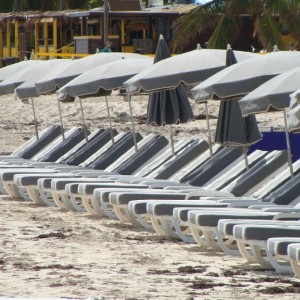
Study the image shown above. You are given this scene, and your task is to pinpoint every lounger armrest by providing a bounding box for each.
[185,190,234,199]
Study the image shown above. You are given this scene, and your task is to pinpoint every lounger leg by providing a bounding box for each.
[236,240,260,263]
[189,223,210,248]
[150,216,171,237]
[17,186,32,202]
[265,252,293,274]
[3,182,22,199]
[27,186,45,205]
[38,189,56,207]
[68,194,86,212]
[202,227,222,251]
[290,257,300,278]
[113,204,141,226]
[173,219,196,243]
[90,196,106,216]
[0,182,8,195]
[214,231,241,257]
[100,198,118,220]
[82,196,104,216]
[52,191,73,210]
[250,241,273,268]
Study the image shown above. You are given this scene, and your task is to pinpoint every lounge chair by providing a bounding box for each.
[13,133,172,207]
[231,221,300,271]
[37,138,208,211]
[0,126,88,198]
[125,149,288,235]
[58,143,236,217]
[184,163,300,250]
[6,130,143,202]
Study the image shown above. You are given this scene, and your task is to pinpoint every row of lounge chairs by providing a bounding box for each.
[2,125,300,279]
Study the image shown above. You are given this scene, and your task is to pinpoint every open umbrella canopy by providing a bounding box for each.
[0,59,66,96]
[0,60,39,82]
[191,51,300,102]
[239,66,300,116]
[14,59,71,100]
[56,57,153,101]
[35,52,146,95]
[123,48,255,94]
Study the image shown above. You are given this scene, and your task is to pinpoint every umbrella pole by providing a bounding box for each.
[30,98,39,139]
[127,94,138,152]
[283,109,294,177]
[57,98,65,140]
[78,97,88,143]
[169,124,175,156]
[204,101,213,157]
[242,146,249,170]
[105,95,115,145]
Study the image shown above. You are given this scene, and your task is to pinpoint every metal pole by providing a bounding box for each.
[283,109,294,177]
[127,94,138,152]
[204,101,213,157]
[78,97,88,143]
[105,95,115,145]
[103,0,109,44]
[242,146,249,170]
[31,98,39,139]
[169,124,175,156]
[57,97,65,140]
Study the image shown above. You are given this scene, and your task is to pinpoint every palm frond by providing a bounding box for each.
[171,3,223,52]
[207,14,241,49]
[257,9,284,51]
[266,0,300,42]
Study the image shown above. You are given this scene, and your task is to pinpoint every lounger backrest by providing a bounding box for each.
[223,150,288,197]
[170,144,222,182]
[59,128,118,165]
[34,127,86,162]
[182,147,244,186]
[88,132,143,170]
[263,170,300,205]
[204,149,269,190]
[16,125,62,159]
[133,139,194,178]
[103,133,158,173]
[80,132,127,167]
[251,158,300,200]
[114,134,169,175]
[149,139,209,180]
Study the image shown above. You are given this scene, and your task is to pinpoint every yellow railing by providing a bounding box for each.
[35,52,90,59]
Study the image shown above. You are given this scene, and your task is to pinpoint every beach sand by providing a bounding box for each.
[0,93,299,300]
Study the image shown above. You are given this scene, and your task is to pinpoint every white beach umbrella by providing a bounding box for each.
[35,52,147,95]
[238,66,300,177]
[191,51,300,102]
[123,48,256,94]
[123,47,255,156]
[34,52,146,139]
[0,59,40,82]
[57,58,153,148]
[13,59,72,139]
[0,60,66,96]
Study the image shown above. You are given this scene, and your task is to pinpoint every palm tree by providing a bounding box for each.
[171,0,300,52]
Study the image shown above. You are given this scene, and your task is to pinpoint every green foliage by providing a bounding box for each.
[0,0,93,12]
[171,0,300,52]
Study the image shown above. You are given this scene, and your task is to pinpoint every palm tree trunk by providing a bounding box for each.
[14,0,22,11]
[60,0,65,10]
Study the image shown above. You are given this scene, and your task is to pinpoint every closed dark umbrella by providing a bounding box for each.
[214,46,262,169]
[147,35,194,155]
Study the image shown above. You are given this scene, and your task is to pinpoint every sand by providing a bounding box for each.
[0,93,299,300]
